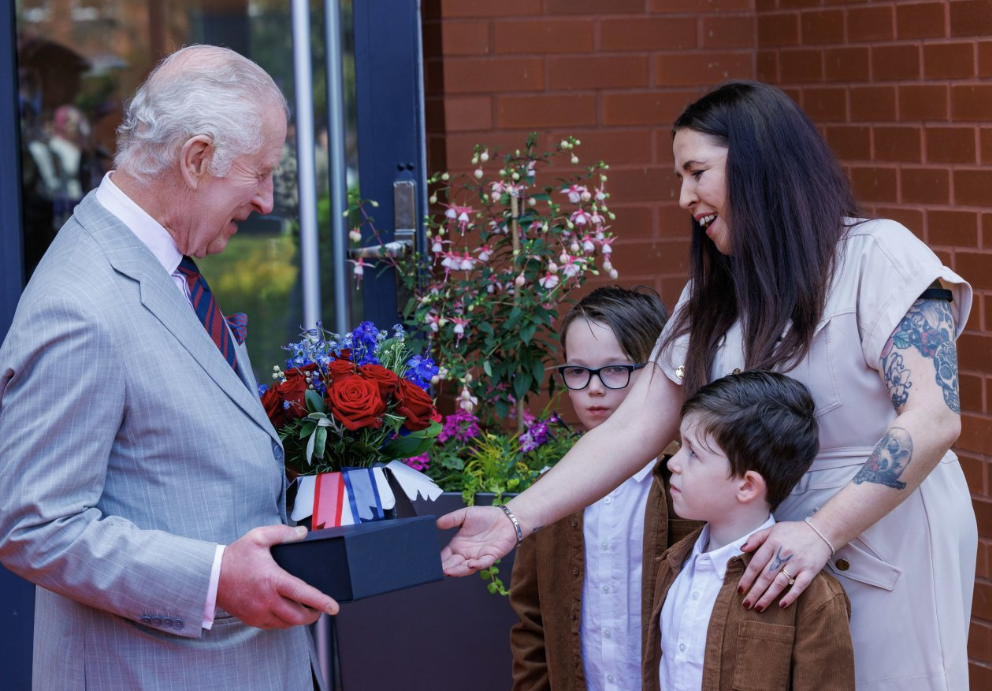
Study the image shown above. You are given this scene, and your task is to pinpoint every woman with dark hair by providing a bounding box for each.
[440,81,975,690]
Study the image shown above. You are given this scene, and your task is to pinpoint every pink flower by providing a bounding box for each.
[475,244,494,262]
[444,204,474,234]
[451,316,470,341]
[570,209,591,226]
[539,272,559,289]
[581,235,596,253]
[349,258,366,288]
[562,184,587,204]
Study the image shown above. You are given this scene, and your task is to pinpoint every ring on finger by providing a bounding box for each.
[781,567,795,586]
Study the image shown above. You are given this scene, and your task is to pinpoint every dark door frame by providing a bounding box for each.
[0,5,34,690]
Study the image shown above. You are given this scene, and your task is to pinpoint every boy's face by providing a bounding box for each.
[666,414,742,522]
[562,319,640,431]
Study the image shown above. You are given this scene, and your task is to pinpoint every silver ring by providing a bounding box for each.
[781,567,795,586]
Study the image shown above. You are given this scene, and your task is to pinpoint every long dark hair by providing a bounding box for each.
[662,81,861,397]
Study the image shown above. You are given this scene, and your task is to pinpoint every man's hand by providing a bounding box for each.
[217,525,339,629]
[438,506,518,577]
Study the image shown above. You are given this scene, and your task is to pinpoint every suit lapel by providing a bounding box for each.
[76,193,280,444]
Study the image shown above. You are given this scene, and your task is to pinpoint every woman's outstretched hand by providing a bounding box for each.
[738,520,833,610]
[437,506,519,576]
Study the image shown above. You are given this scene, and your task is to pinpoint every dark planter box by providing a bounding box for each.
[271,515,443,603]
[334,492,518,691]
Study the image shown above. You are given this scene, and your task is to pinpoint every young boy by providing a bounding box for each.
[510,286,701,691]
[643,371,854,691]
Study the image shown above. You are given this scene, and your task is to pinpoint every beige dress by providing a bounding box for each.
[654,218,976,691]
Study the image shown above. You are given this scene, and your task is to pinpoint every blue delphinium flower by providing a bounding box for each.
[405,353,439,390]
[350,321,381,366]
[257,384,268,397]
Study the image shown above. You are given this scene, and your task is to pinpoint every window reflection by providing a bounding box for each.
[14,0,358,383]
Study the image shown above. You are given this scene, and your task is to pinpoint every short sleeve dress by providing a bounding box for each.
[653,218,976,691]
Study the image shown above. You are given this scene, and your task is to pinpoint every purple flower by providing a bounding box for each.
[520,419,550,452]
[403,453,430,472]
[438,409,481,443]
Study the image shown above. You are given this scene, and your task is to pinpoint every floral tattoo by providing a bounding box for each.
[880,298,960,414]
[854,427,913,489]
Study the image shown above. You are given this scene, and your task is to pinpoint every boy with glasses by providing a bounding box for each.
[510,286,700,690]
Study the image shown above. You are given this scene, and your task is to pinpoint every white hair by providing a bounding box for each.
[114,45,289,183]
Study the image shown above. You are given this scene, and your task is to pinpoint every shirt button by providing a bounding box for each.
[604,497,613,505]
[692,591,701,600]
[679,642,686,652]
[572,567,580,575]
[836,558,851,571]
[602,585,610,594]
[601,540,609,549]
[604,629,612,638]
[607,674,615,683]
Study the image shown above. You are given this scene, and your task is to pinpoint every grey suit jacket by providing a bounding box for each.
[0,192,320,690]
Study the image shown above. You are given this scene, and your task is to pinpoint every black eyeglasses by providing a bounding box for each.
[556,363,647,391]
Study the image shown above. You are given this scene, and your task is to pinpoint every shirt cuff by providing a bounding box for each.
[202,544,225,630]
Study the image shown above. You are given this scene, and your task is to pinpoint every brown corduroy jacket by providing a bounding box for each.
[642,527,855,691]
[508,457,703,691]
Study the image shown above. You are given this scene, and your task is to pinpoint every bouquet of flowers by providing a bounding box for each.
[259,321,444,527]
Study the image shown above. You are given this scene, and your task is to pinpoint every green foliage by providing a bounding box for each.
[346,135,617,428]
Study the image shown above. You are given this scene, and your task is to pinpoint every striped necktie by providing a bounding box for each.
[176,256,241,371]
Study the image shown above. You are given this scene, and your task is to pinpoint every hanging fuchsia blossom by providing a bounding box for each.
[562,184,587,204]
[570,209,592,226]
[539,272,559,290]
[444,204,474,234]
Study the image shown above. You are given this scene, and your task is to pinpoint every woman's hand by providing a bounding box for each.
[437,506,518,576]
[738,520,833,610]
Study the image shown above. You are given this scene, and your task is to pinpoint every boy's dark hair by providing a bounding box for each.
[558,285,669,363]
[680,371,819,510]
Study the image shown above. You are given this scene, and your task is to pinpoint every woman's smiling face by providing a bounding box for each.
[673,128,731,256]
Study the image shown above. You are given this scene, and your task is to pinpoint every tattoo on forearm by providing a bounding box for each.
[882,353,912,409]
[768,546,793,573]
[882,299,960,414]
[854,427,913,489]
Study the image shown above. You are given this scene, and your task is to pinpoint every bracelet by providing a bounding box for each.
[804,516,836,556]
[497,504,524,547]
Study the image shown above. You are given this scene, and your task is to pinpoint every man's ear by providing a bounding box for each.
[736,470,766,505]
[179,135,214,190]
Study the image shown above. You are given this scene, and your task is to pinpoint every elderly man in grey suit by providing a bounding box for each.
[0,45,338,690]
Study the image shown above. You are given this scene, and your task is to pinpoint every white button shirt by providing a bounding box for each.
[659,515,775,691]
[580,460,656,691]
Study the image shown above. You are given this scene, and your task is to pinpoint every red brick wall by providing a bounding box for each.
[422,2,992,686]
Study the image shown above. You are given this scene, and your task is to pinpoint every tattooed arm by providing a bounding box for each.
[739,295,962,609]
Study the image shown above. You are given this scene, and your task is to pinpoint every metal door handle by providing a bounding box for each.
[348,180,416,260]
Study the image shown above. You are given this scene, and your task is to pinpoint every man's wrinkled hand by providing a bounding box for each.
[217,525,339,629]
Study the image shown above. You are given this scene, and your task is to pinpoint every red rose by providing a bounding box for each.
[278,371,310,420]
[394,379,436,432]
[360,364,400,399]
[326,377,386,431]
[328,358,356,383]
[260,386,286,428]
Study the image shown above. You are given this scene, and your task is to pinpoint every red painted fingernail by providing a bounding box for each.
[780,601,789,609]
[742,600,750,609]
[741,542,749,551]
[755,605,765,613]
[737,586,744,595]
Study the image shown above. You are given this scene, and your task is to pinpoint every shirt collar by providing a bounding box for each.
[95,171,183,275]
[689,514,775,581]
[633,459,657,483]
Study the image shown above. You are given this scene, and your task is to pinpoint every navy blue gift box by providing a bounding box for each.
[270,515,444,603]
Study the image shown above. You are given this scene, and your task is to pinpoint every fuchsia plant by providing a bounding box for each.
[348,133,619,432]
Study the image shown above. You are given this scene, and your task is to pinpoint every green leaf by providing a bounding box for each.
[483,360,493,378]
[519,323,536,344]
[314,426,327,460]
[299,422,317,439]
[513,372,532,401]
[531,359,546,386]
[305,389,325,413]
